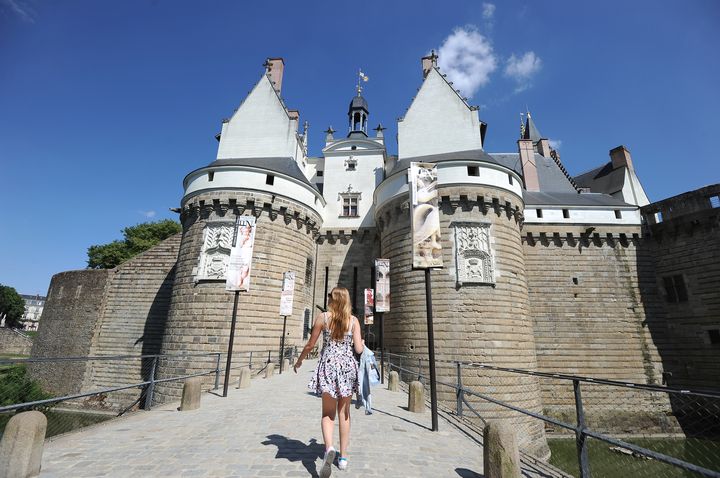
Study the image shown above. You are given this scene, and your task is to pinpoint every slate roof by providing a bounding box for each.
[388,149,511,178]
[349,95,369,112]
[523,115,542,142]
[490,153,577,194]
[524,191,632,207]
[574,162,625,195]
[204,157,316,189]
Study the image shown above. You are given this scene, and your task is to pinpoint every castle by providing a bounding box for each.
[31,55,720,457]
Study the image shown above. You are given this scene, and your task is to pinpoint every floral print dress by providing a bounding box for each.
[308,313,359,399]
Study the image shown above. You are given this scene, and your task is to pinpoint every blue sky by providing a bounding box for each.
[1,0,719,295]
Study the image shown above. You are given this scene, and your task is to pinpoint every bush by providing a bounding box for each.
[0,364,53,409]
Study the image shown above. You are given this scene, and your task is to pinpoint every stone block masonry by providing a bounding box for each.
[0,328,33,356]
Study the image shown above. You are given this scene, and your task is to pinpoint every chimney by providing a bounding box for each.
[519,139,540,191]
[536,138,550,157]
[265,57,285,94]
[288,109,299,121]
[610,145,634,170]
[421,50,438,78]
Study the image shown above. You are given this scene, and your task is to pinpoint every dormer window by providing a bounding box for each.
[345,157,357,171]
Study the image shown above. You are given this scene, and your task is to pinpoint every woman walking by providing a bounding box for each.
[294,287,364,477]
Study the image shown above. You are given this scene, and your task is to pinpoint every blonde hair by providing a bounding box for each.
[327,287,352,342]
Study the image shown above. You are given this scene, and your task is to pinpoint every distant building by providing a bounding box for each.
[20,294,45,331]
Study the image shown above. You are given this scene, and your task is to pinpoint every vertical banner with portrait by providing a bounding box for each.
[410,162,443,269]
[225,216,257,292]
[279,271,295,316]
[374,258,390,312]
[363,288,374,325]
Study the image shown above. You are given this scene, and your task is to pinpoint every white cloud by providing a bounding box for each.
[482,3,496,19]
[504,51,542,92]
[549,139,562,150]
[437,27,498,98]
[140,210,157,218]
[1,0,35,23]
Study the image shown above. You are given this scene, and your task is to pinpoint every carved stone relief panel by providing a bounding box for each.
[452,222,495,286]
[195,222,234,282]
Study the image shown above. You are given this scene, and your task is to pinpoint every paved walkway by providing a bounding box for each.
[39,360,560,477]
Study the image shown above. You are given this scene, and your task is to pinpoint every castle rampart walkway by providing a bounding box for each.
[38,359,560,477]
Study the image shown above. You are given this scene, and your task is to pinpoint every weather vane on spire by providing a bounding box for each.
[356,68,369,96]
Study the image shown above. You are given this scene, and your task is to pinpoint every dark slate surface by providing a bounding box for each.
[523,115,542,142]
[349,95,369,112]
[573,162,626,195]
[207,157,315,188]
[490,153,577,194]
[523,190,632,207]
[388,149,514,178]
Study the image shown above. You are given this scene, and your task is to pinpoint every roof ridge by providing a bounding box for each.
[548,150,579,192]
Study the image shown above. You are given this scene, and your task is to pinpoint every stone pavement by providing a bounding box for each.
[39,360,562,477]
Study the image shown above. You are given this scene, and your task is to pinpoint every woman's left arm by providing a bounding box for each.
[352,317,365,355]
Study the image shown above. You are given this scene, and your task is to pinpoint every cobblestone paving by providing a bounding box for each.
[39,361,556,477]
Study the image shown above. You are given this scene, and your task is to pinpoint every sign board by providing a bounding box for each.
[225,216,257,291]
[410,162,443,268]
[364,288,374,325]
[279,271,296,316]
[375,258,390,312]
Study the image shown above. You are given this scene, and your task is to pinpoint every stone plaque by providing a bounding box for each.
[452,222,494,285]
[195,222,234,281]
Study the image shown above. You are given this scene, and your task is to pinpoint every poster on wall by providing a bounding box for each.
[364,288,374,325]
[410,162,443,269]
[375,258,390,312]
[279,271,296,316]
[225,216,257,292]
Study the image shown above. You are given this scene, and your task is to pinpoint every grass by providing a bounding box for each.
[0,410,113,438]
[548,436,720,477]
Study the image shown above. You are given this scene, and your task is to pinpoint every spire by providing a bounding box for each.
[523,111,542,143]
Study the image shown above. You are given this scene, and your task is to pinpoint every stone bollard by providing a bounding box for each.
[180,376,202,411]
[0,410,47,478]
[483,420,521,478]
[388,371,399,391]
[282,359,290,373]
[265,363,275,379]
[237,367,251,389]
[408,380,425,413]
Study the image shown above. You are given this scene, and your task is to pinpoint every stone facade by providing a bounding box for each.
[0,328,33,356]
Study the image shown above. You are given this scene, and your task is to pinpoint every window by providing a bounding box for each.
[317,170,324,177]
[305,257,313,286]
[663,275,688,303]
[266,174,275,185]
[208,171,215,182]
[467,166,479,177]
[351,145,357,150]
[508,174,513,185]
[340,195,359,217]
[536,209,543,218]
[708,329,720,345]
[563,209,570,219]
[345,157,357,171]
[615,210,622,219]
[710,196,720,208]
[303,309,311,340]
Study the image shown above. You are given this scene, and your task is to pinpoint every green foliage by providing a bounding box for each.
[87,219,181,269]
[0,365,53,409]
[0,284,25,329]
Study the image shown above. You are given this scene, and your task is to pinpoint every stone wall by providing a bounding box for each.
[377,186,549,459]
[154,191,322,402]
[0,328,33,356]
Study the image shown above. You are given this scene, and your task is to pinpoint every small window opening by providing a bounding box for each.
[317,183,324,195]
[467,166,479,177]
[351,145,357,150]
[710,196,720,208]
[709,329,720,345]
[615,210,622,219]
[208,171,214,182]
[347,163,356,171]
[572,277,579,285]
[663,275,688,303]
[266,174,275,185]
[563,209,570,219]
[656,211,664,223]
[508,174,513,185]
[536,209,543,218]
[317,170,324,177]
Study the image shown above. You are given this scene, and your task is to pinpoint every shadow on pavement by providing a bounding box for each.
[261,434,325,477]
[367,406,432,432]
[455,468,484,477]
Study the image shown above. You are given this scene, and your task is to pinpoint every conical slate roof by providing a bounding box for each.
[349,95,369,112]
[523,114,542,142]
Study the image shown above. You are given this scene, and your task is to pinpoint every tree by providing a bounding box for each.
[87,219,181,269]
[0,285,25,329]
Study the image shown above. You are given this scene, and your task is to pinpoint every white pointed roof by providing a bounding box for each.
[397,67,484,159]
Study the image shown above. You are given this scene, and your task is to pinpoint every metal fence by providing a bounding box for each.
[384,352,720,478]
[0,347,298,439]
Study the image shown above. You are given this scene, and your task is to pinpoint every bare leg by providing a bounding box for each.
[337,395,352,457]
[321,393,337,451]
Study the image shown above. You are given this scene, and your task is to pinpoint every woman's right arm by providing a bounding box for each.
[293,313,324,372]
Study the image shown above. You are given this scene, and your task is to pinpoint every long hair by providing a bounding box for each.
[327,287,352,342]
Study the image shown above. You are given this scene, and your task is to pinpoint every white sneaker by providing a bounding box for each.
[338,457,348,471]
[320,447,336,478]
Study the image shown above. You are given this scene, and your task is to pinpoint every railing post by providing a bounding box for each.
[381,348,385,384]
[573,379,591,478]
[456,362,463,417]
[213,353,221,390]
[417,357,422,382]
[144,355,158,410]
[249,351,253,370]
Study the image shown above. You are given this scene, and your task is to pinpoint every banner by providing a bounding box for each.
[410,162,443,268]
[363,288,374,325]
[279,271,296,316]
[375,258,390,312]
[225,216,257,291]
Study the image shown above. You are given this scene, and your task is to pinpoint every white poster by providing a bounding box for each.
[375,258,390,312]
[279,271,296,316]
[364,288,374,325]
[225,216,257,291]
[410,162,443,268]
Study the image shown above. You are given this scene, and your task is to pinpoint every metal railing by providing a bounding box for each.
[384,352,720,478]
